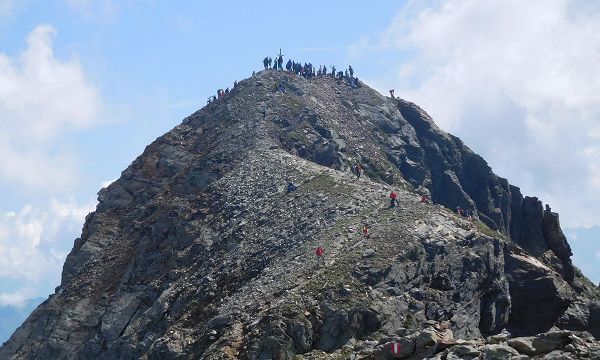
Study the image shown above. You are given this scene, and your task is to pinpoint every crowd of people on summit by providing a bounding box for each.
[207,52,363,105]
[263,55,360,88]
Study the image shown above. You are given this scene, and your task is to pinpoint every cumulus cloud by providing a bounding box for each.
[0,25,100,191]
[0,199,96,306]
[366,0,600,228]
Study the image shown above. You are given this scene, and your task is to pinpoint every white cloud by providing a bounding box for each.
[0,199,96,306]
[366,0,600,228]
[0,25,100,191]
[100,178,117,188]
[0,288,36,308]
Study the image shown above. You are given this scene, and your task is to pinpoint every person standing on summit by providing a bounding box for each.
[349,65,354,77]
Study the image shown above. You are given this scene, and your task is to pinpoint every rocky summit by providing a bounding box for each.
[2,69,599,360]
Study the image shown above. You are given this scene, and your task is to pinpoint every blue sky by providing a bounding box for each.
[0,0,598,318]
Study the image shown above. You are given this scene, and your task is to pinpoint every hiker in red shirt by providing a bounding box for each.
[315,246,325,266]
[390,191,397,208]
[362,225,370,239]
[420,194,430,204]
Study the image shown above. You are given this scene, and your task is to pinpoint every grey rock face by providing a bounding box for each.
[1,70,599,359]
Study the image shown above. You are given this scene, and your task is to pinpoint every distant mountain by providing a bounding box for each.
[1,70,599,359]
[0,298,44,344]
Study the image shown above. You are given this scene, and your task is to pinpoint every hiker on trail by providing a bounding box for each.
[252,71,256,77]
[315,246,325,266]
[355,163,362,179]
[286,59,292,71]
[455,206,461,215]
[225,87,229,94]
[345,69,349,78]
[349,65,354,77]
[363,225,370,239]
[268,57,273,69]
[389,89,395,98]
[278,55,283,70]
[234,81,238,88]
[287,182,297,192]
[318,65,322,76]
[207,97,212,105]
[263,57,269,69]
[331,66,336,77]
[420,194,430,204]
[390,191,398,208]
[323,65,327,76]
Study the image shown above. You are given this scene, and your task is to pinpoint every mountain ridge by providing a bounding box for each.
[1,69,599,359]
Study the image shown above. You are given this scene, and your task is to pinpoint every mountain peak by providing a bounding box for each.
[2,68,599,359]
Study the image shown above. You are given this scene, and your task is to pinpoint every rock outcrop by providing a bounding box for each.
[1,70,598,359]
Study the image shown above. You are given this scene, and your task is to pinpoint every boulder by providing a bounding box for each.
[481,344,520,359]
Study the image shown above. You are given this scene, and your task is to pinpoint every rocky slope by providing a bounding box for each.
[1,70,599,359]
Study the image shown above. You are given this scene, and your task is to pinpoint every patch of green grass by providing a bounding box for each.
[475,220,499,238]
[301,174,353,197]
[403,311,413,328]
